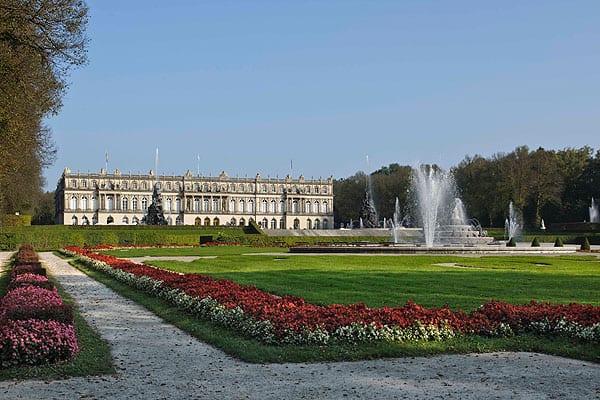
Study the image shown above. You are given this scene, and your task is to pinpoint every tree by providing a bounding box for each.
[526,147,562,226]
[0,0,88,216]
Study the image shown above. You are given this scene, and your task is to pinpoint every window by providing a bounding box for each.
[248,200,254,213]
[203,199,209,211]
[122,197,128,211]
[293,218,300,229]
[194,198,200,212]
[176,198,181,212]
[239,217,246,226]
[270,200,276,213]
[239,199,245,212]
[305,201,311,213]
[262,218,268,228]
[230,199,235,212]
[71,179,77,188]
[230,218,236,226]
[261,200,268,213]
[92,196,98,210]
[132,216,140,224]
[81,197,88,210]
[213,217,220,226]
[271,185,276,192]
[292,200,298,213]
[270,219,277,229]
[92,180,98,188]
[167,182,172,190]
[107,216,114,224]
[314,201,320,214]
[239,184,245,193]
[315,186,319,194]
[142,181,147,190]
[323,219,328,229]
[81,180,87,188]
[195,183,200,192]
[71,216,78,225]
[204,217,211,226]
[133,181,138,189]
[141,197,148,210]
[323,186,328,194]
[165,198,172,211]
[132,197,138,211]
[194,217,201,226]
[323,201,328,213]
[307,219,312,229]
[82,216,89,225]
[279,218,285,229]
[212,198,219,211]
[176,215,183,225]
[106,196,114,211]
[70,196,77,210]
[314,219,320,229]
[122,216,129,224]
[280,200,285,213]
[123,181,128,190]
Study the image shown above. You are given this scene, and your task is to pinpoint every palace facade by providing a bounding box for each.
[55,168,334,229]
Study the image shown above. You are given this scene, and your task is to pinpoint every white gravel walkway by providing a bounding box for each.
[0,251,599,399]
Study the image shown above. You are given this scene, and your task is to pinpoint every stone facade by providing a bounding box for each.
[55,168,334,229]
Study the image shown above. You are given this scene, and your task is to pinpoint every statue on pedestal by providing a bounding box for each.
[142,183,168,225]
[359,191,378,228]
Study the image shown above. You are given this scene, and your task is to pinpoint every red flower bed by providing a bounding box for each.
[0,244,78,369]
[65,246,600,343]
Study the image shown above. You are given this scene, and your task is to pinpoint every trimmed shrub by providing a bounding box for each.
[554,237,564,247]
[530,237,540,247]
[581,237,591,251]
[506,237,517,247]
[1,304,73,325]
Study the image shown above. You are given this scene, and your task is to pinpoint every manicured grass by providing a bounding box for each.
[0,263,115,380]
[67,253,600,364]
[141,253,600,312]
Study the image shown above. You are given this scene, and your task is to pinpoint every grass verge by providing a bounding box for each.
[68,256,600,364]
[0,264,115,381]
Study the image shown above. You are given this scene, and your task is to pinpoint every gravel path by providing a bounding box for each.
[1,252,599,399]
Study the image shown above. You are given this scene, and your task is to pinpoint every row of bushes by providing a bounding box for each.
[0,244,79,369]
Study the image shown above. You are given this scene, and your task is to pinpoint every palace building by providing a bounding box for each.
[55,168,334,229]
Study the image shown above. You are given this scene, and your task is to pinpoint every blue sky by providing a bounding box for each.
[44,0,600,190]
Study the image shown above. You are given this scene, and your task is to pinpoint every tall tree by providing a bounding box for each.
[0,0,88,215]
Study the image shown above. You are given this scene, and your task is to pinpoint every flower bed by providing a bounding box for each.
[0,244,78,369]
[62,246,600,345]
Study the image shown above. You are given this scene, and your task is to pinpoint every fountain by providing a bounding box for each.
[590,198,599,223]
[411,165,492,247]
[141,147,168,225]
[359,191,378,228]
[505,201,522,240]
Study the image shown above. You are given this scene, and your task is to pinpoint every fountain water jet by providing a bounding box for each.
[590,198,599,223]
[505,201,522,240]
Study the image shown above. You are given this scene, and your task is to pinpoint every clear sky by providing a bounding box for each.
[44,0,600,190]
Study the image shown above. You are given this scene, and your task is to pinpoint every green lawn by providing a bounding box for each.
[128,251,600,311]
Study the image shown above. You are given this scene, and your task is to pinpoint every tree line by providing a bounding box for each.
[0,0,88,221]
[334,146,600,229]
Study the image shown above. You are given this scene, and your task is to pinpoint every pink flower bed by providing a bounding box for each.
[64,246,600,344]
[0,245,79,369]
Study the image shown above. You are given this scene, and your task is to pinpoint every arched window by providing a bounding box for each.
[323,219,328,229]
[167,216,172,225]
[230,217,236,226]
[132,197,138,211]
[230,199,235,212]
[261,200,268,213]
[239,217,246,226]
[270,218,277,229]
[212,198,219,211]
[306,219,312,229]
[176,198,181,212]
[92,215,98,225]
[176,215,183,225]
[122,216,129,224]
[293,218,300,229]
[92,196,98,210]
[203,198,209,211]
[239,199,245,212]
[305,201,311,213]
[165,198,172,211]
[141,197,148,210]
[70,196,77,210]
[82,216,89,225]
[292,200,299,213]
[270,200,277,213]
[323,201,328,213]
[71,216,78,225]
[280,200,285,213]
[262,218,268,228]
[204,217,211,226]
[314,219,320,229]
[248,200,254,213]
[314,201,320,214]
[194,217,201,226]
[107,215,114,224]
[194,198,200,212]
[122,197,128,211]
[81,197,88,210]
[106,196,114,211]
[279,218,285,229]
[142,181,147,190]
[213,217,220,226]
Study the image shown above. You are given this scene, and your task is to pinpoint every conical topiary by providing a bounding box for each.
[554,237,564,247]
[581,237,591,251]
[506,237,517,247]
[531,237,540,247]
